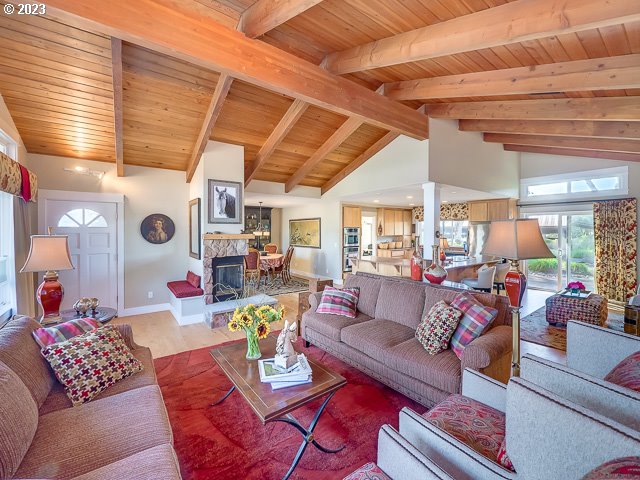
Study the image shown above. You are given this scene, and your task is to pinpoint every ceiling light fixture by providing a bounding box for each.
[64,167,105,179]
[442,200,449,203]
[407,195,413,199]
[409,203,415,206]
[373,199,380,203]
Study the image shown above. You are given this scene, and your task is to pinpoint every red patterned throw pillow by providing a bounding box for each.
[449,293,498,359]
[416,300,463,354]
[343,462,391,480]
[581,457,640,479]
[317,286,360,318]
[32,318,100,349]
[41,325,143,406]
[604,351,640,392]
[497,439,515,472]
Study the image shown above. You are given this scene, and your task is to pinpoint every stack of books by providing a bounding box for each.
[258,354,312,390]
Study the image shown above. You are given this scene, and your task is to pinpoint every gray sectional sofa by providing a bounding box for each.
[302,272,513,407]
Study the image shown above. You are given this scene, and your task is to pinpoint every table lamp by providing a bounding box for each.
[439,237,449,263]
[20,232,74,324]
[481,219,554,376]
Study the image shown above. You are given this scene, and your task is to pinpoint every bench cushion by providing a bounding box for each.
[167,280,204,298]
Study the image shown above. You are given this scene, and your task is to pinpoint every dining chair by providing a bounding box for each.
[264,243,278,254]
[244,248,261,288]
[274,246,294,285]
[493,262,511,294]
[461,265,496,293]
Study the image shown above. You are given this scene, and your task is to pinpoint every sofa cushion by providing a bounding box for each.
[15,385,173,479]
[581,457,640,479]
[39,346,157,415]
[317,286,360,318]
[41,326,144,406]
[341,319,415,359]
[423,394,506,463]
[0,361,38,479]
[415,300,462,355]
[167,280,204,298]
[345,274,382,317]
[303,310,372,342]
[71,444,181,480]
[343,462,391,480]
[604,351,640,393]
[0,315,54,407]
[450,293,498,359]
[374,280,427,329]
[385,339,462,393]
[32,318,101,349]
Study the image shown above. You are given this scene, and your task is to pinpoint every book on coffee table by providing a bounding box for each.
[270,375,313,390]
[258,354,312,383]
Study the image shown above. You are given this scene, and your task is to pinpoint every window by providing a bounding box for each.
[521,167,628,203]
[0,130,17,322]
[440,220,469,248]
[57,208,108,228]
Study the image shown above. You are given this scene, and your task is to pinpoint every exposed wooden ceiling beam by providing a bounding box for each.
[110,37,124,177]
[240,0,324,38]
[285,117,362,193]
[485,133,640,154]
[459,119,640,139]
[45,0,428,140]
[321,105,428,195]
[384,55,640,100]
[321,131,399,195]
[505,144,640,163]
[186,73,233,182]
[324,0,640,75]
[428,97,640,121]
[245,99,309,187]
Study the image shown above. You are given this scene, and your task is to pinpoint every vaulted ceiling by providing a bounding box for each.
[0,0,638,194]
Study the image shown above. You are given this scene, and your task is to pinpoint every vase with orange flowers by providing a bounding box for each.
[228,304,286,360]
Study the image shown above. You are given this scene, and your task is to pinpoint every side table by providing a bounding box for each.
[297,277,333,336]
[59,306,118,325]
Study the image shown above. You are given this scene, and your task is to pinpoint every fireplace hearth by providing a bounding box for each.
[211,255,244,302]
[202,235,251,305]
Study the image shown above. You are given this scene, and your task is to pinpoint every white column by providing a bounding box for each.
[422,182,441,258]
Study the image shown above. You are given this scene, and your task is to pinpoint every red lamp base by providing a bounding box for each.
[505,269,527,308]
[36,272,64,324]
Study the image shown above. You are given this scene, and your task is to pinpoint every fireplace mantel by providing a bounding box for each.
[203,233,255,240]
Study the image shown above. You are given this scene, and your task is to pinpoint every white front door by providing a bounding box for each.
[43,199,118,310]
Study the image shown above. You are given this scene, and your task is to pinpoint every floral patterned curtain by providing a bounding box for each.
[0,152,37,202]
[440,202,469,220]
[593,198,638,302]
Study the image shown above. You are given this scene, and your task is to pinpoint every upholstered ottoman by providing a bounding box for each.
[545,293,608,326]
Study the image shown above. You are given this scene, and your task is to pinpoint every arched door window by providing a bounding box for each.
[57,208,108,228]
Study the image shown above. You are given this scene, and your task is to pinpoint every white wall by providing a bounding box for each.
[428,118,520,198]
[521,152,640,278]
[27,154,190,310]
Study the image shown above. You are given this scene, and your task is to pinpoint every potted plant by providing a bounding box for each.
[228,304,285,360]
[567,281,586,295]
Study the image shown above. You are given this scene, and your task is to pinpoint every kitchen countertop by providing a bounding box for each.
[357,255,498,268]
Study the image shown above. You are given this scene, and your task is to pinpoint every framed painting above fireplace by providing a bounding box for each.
[208,179,242,224]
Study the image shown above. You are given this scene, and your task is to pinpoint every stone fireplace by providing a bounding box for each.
[203,234,252,305]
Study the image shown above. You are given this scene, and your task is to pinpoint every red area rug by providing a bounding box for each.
[154,337,424,480]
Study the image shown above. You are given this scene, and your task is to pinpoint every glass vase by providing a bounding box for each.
[245,329,262,360]
[424,245,447,285]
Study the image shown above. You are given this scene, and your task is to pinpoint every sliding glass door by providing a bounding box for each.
[524,210,595,292]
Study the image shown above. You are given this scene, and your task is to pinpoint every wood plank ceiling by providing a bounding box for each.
[0,0,639,192]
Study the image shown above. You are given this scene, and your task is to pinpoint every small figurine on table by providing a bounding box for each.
[274,320,298,371]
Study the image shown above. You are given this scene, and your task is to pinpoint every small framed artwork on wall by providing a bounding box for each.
[208,179,242,224]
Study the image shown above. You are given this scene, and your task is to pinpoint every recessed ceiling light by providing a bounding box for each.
[373,199,380,203]
[409,203,415,206]
[406,195,413,199]
[451,191,457,194]
[442,200,449,203]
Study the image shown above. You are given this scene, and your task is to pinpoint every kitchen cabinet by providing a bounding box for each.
[403,210,412,235]
[394,210,403,235]
[383,209,395,236]
[343,206,362,228]
[468,199,518,222]
[468,202,489,222]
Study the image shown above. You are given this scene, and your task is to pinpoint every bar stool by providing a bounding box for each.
[461,265,496,293]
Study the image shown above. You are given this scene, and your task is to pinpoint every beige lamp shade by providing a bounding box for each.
[20,235,74,273]
[481,219,554,261]
[439,238,450,249]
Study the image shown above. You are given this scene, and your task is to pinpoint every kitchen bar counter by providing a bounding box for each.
[353,255,500,282]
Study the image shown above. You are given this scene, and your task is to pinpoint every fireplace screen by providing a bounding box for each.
[212,256,244,302]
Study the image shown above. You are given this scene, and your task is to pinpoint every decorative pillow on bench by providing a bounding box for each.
[32,318,101,349]
[41,325,143,406]
[450,293,498,359]
[416,300,462,355]
[604,351,640,392]
[317,286,360,318]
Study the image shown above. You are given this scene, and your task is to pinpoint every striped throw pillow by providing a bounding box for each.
[32,318,101,349]
[450,293,498,359]
[316,286,360,318]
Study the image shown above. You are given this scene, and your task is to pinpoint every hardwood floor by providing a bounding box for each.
[115,287,565,364]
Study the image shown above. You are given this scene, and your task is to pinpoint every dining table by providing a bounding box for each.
[259,253,285,282]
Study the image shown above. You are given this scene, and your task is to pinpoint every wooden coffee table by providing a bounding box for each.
[210,336,346,480]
